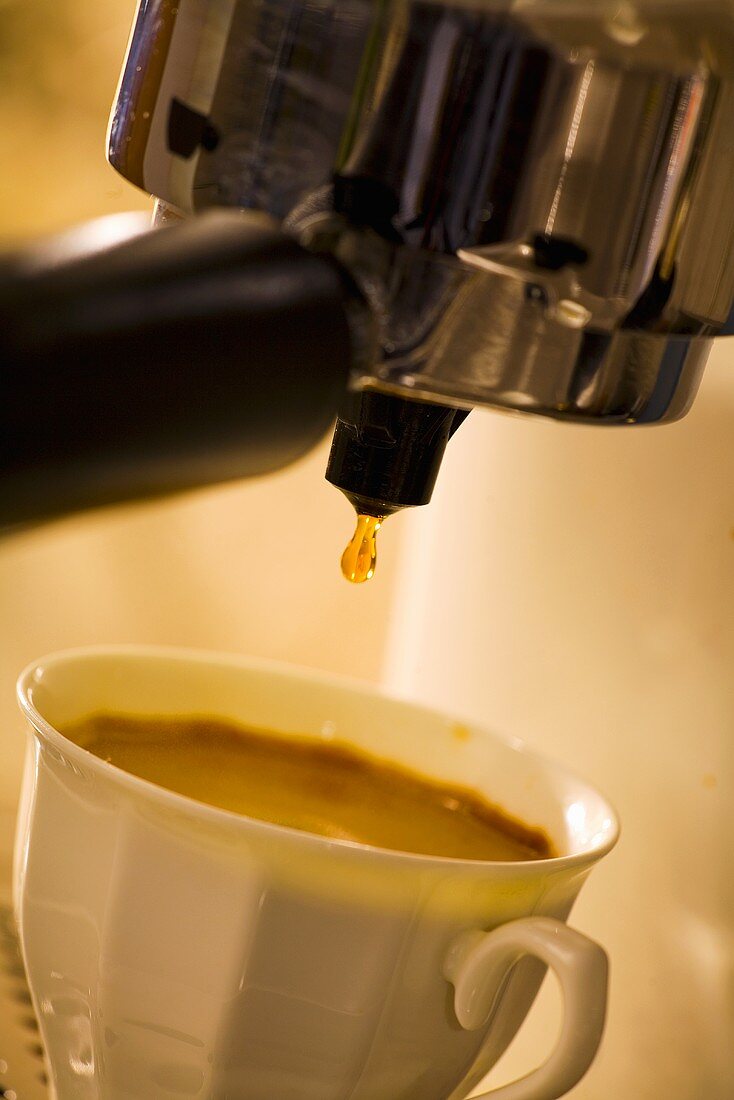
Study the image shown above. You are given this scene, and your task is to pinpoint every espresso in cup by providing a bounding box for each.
[64,713,554,861]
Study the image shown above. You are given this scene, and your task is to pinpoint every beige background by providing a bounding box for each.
[0,0,401,809]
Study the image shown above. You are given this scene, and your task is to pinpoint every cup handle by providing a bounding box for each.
[443,916,608,1100]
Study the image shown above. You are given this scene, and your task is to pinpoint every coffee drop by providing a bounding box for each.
[341,514,382,583]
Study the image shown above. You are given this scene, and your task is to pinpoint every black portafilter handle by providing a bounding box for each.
[325,390,469,518]
[0,210,357,528]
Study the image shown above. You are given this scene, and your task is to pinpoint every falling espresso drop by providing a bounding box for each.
[341,514,383,584]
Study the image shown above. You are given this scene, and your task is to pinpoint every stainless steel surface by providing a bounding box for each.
[0,814,47,1100]
[0,908,48,1100]
[319,223,714,421]
[109,0,734,425]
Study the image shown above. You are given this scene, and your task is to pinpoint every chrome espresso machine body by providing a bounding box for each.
[111,0,734,417]
[2,0,734,522]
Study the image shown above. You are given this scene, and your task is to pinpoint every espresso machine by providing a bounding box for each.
[4,0,734,543]
[3,0,734,1095]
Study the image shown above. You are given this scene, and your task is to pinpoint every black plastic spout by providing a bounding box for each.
[325,390,468,518]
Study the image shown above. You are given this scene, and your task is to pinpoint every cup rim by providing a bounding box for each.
[17,644,620,874]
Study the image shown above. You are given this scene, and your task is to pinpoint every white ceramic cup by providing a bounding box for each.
[13,646,618,1100]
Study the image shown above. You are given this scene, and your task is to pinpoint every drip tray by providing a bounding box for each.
[0,906,48,1099]
[0,804,48,1100]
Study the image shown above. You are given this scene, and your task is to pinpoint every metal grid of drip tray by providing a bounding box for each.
[0,809,48,1100]
[0,906,48,1100]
